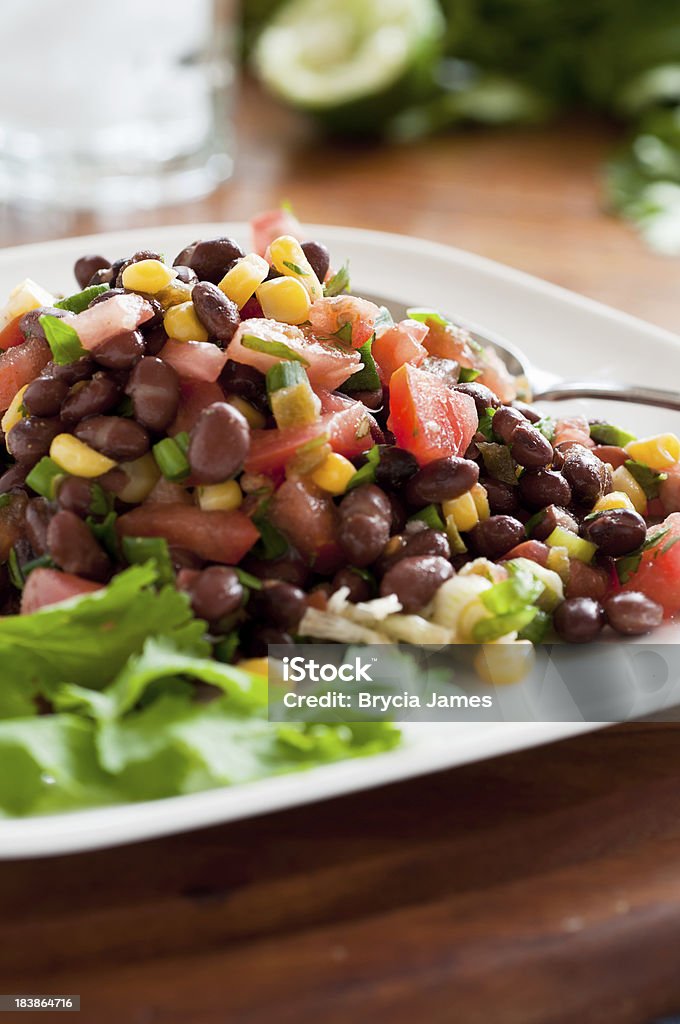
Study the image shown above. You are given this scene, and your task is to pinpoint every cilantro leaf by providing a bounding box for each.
[323,263,350,297]
[38,314,87,366]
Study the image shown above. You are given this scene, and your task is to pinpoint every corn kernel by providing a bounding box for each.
[625,433,680,472]
[226,395,266,430]
[238,657,269,678]
[121,259,176,295]
[117,453,161,504]
[256,277,311,326]
[2,278,55,327]
[611,465,647,514]
[269,235,323,302]
[197,479,243,512]
[163,301,209,342]
[442,490,479,532]
[592,490,635,513]
[50,434,116,478]
[155,279,193,310]
[219,254,269,309]
[474,640,536,685]
[471,482,490,521]
[1,384,29,433]
[311,452,356,495]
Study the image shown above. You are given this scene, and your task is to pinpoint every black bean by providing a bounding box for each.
[126,357,180,433]
[94,330,145,370]
[23,377,69,418]
[47,510,111,582]
[405,457,479,507]
[173,237,245,284]
[452,381,501,414]
[562,445,609,507]
[43,355,95,387]
[87,268,116,288]
[380,555,453,613]
[481,477,520,516]
[170,548,204,573]
[511,401,541,424]
[114,250,163,289]
[57,476,96,518]
[354,389,383,411]
[374,446,419,492]
[74,255,110,290]
[255,580,307,630]
[554,597,605,643]
[60,372,122,425]
[301,241,330,284]
[0,465,28,492]
[604,592,664,636]
[191,282,240,344]
[338,484,392,567]
[241,553,309,589]
[18,306,68,343]
[74,416,150,462]
[331,568,373,604]
[510,422,553,468]
[583,508,647,557]
[143,324,169,357]
[174,265,198,286]
[6,417,61,465]
[87,287,126,309]
[241,625,294,658]
[530,504,579,542]
[25,498,53,556]
[220,359,269,413]
[469,515,525,559]
[518,468,572,510]
[185,566,244,626]
[188,402,250,484]
[492,405,526,443]
[381,527,451,575]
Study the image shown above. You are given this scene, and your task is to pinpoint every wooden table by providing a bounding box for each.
[2,83,680,1024]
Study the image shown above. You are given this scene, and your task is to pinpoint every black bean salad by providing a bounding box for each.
[0,205,679,695]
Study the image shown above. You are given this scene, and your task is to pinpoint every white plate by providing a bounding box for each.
[0,223,678,859]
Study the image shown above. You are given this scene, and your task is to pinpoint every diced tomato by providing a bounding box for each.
[565,559,609,601]
[372,320,428,381]
[553,415,594,449]
[270,478,343,573]
[387,363,478,465]
[308,296,381,349]
[170,380,225,436]
[0,316,26,351]
[622,513,680,616]
[74,293,154,351]
[21,569,102,614]
[228,318,361,391]
[502,540,549,566]
[117,504,259,564]
[251,208,303,257]
[245,401,372,475]
[159,339,229,383]
[423,318,478,364]
[0,336,51,412]
[592,445,628,469]
[660,464,680,514]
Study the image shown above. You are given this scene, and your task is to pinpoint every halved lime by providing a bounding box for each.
[253,0,445,131]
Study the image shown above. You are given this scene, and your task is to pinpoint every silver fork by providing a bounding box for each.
[369,295,680,412]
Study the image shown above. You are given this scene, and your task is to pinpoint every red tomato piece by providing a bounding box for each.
[21,569,102,614]
[387,363,478,465]
[372,320,428,381]
[592,445,628,470]
[0,336,51,412]
[270,478,343,573]
[502,540,550,566]
[565,559,609,601]
[0,316,26,351]
[159,339,229,383]
[74,293,154,351]
[622,513,680,617]
[245,402,372,475]
[117,504,259,564]
[169,381,225,436]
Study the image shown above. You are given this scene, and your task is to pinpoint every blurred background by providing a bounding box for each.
[0,0,678,328]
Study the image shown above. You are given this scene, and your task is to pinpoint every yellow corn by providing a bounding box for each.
[592,490,636,513]
[269,235,323,302]
[2,278,55,326]
[219,254,269,309]
[117,453,161,504]
[197,479,243,512]
[474,640,536,685]
[471,482,490,520]
[611,465,647,514]
[442,490,479,532]
[121,259,176,294]
[625,433,680,472]
[50,434,116,478]
[154,279,193,310]
[238,657,269,678]
[226,395,266,430]
[256,277,311,326]
[311,452,356,495]
[163,301,209,343]
[1,384,29,433]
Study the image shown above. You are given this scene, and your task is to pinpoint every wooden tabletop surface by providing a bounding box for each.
[2,83,680,1024]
